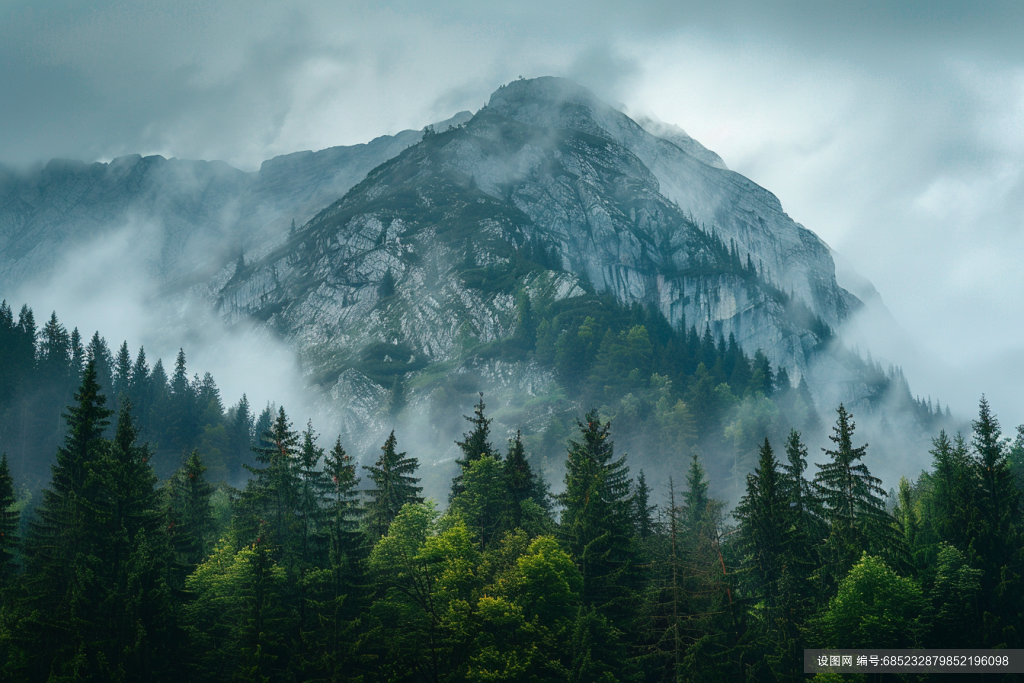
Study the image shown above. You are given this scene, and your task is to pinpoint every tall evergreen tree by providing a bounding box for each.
[363,431,423,538]
[241,407,301,560]
[166,449,215,582]
[557,410,637,613]
[0,453,19,585]
[503,429,549,531]
[813,404,898,588]
[451,393,498,501]
[113,341,133,405]
[734,438,791,643]
[633,470,656,540]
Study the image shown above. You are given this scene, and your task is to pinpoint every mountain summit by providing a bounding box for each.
[1,77,935,483]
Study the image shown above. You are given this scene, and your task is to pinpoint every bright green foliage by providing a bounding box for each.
[368,503,481,682]
[929,543,983,648]
[810,554,927,649]
[450,455,509,550]
[184,539,294,681]
[363,431,423,538]
[0,454,18,584]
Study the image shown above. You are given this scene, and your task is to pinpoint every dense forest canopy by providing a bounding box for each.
[0,300,1022,681]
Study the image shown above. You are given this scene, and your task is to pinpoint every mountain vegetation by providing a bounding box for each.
[0,329,1020,681]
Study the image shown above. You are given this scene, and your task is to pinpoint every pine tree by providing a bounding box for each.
[363,431,423,538]
[633,470,656,540]
[15,363,103,678]
[113,341,133,406]
[166,449,215,581]
[89,399,176,680]
[241,406,301,561]
[734,438,790,639]
[227,394,254,479]
[323,436,362,558]
[502,429,549,531]
[813,404,899,587]
[296,420,330,568]
[0,453,19,585]
[451,393,498,501]
[557,410,636,613]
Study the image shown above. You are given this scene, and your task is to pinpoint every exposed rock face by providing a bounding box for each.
[0,78,884,445]
[217,78,857,391]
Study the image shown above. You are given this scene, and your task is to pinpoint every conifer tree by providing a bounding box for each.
[296,420,330,567]
[166,449,215,581]
[970,397,1020,569]
[89,400,176,680]
[363,431,422,537]
[323,436,361,558]
[0,453,19,585]
[813,404,898,587]
[113,340,133,405]
[451,393,497,500]
[633,469,656,540]
[227,394,254,478]
[557,410,636,612]
[503,429,549,530]
[241,406,301,560]
[734,438,790,638]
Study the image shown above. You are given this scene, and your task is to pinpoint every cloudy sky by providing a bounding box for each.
[3,0,1024,423]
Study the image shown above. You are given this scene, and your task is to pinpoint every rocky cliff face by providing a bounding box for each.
[217,78,856,387]
[1,78,899,461]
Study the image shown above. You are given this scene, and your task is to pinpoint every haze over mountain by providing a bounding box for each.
[0,77,947,498]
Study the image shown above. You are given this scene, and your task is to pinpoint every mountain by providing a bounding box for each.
[220,78,856,382]
[0,111,473,290]
[0,77,945,495]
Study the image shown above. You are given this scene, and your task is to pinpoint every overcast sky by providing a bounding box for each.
[3,0,1024,425]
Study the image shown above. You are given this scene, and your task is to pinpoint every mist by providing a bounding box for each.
[3,1,1024,500]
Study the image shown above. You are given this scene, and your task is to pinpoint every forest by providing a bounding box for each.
[0,299,1023,682]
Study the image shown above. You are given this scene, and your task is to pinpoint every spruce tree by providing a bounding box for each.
[296,420,330,568]
[113,341,133,406]
[813,404,898,587]
[557,410,636,612]
[89,400,176,681]
[734,438,790,639]
[503,429,549,530]
[633,470,656,540]
[451,393,497,501]
[241,406,301,560]
[166,449,215,581]
[363,431,423,538]
[0,453,19,585]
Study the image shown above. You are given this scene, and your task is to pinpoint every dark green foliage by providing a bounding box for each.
[451,393,498,501]
[557,410,638,615]
[363,430,423,537]
[166,450,215,582]
[239,406,301,559]
[0,453,19,584]
[813,404,899,587]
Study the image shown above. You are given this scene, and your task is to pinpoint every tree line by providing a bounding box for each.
[0,301,270,487]
[0,357,1021,681]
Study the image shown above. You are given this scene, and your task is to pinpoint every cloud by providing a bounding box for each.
[4,0,1024,431]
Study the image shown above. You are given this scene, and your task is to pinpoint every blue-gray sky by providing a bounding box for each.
[4,0,1024,424]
